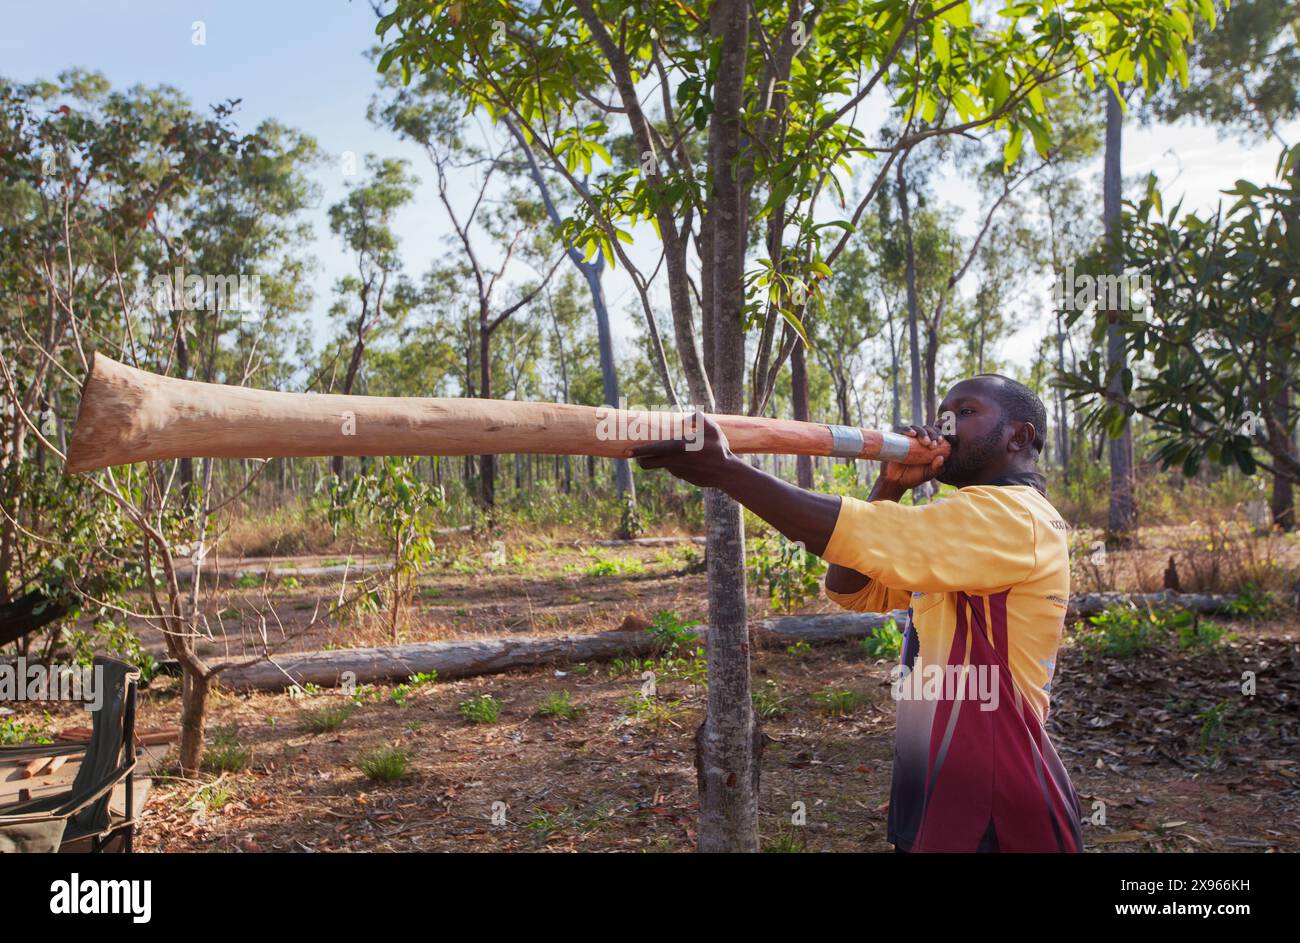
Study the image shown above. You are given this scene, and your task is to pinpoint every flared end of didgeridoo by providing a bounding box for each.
[64,352,142,474]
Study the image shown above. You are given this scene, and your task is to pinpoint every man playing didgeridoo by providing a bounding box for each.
[632,374,1081,853]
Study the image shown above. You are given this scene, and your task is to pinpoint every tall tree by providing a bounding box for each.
[1103,85,1138,540]
[324,156,417,479]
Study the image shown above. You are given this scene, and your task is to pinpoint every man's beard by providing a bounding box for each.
[936,426,1004,487]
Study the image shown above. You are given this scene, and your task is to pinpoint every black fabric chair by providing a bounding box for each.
[0,656,143,852]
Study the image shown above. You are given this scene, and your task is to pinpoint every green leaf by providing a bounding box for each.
[1003,127,1024,169]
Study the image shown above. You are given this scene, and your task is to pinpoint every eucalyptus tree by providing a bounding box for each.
[324,155,418,479]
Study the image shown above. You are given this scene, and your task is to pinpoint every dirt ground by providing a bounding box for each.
[12,536,1300,852]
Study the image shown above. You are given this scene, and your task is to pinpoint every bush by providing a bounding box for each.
[812,689,863,715]
[533,690,581,720]
[202,725,252,773]
[458,694,502,725]
[357,744,410,781]
[861,618,903,659]
[298,702,356,733]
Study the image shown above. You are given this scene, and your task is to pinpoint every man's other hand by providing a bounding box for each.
[878,423,946,490]
[631,410,738,489]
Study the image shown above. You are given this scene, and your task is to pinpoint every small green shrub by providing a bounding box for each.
[357,744,410,781]
[534,690,581,720]
[861,618,903,659]
[202,725,252,773]
[459,694,502,725]
[751,680,790,719]
[298,702,355,734]
[1076,604,1172,658]
[812,689,863,716]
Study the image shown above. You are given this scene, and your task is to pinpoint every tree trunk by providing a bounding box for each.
[886,301,901,428]
[1271,383,1295,531]
[1055,309,1071,483]
[178,668,211,776]
[790,339,813,488]
[899,160,924,428]
[479,315,496,510]
[697,0,761,854]
[1104,85,1137,540]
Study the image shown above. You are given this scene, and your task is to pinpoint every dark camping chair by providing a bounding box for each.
[0,656,144,852]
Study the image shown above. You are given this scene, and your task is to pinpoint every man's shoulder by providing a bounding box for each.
[953,484,1070,531]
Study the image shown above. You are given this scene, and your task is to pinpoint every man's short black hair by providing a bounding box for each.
[974,374,1047,456]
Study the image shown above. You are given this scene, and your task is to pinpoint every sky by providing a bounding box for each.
[3,1,1294,401]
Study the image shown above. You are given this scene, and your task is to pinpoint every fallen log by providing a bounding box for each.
[213,591,1240,692]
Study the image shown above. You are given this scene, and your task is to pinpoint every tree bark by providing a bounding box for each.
[790,339,814,488]
[1104,84,1137,540]
[697,0,760,854]
[1271,382,1295,530]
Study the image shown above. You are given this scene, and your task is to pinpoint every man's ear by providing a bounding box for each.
[1007,421,1036,453]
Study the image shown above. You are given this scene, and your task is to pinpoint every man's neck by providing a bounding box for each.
[973,466,1046,494]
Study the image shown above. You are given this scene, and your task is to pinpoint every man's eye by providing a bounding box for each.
[960,408,975,416]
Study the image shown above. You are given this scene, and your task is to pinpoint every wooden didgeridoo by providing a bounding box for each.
[64,353,951,473]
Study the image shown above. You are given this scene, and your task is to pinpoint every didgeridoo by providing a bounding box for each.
[64,353,950,473]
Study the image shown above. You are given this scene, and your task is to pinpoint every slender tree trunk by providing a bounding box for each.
[886,300,901,428]
[179,667,211,776]
[173,311,194,503]
[333,311,370,481]
[479,314,496,510]
[1055,309,1071,483]
[1104,85,1136,540]
[898,159,924,426]
[1272,384,1295,531]
[696,0,761,854]
[507,117,636,511]
[898,156,934,501]
[790,339,813,488]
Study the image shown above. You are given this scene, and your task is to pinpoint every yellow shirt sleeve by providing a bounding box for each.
[821,488,1038,594]
[824,576,911,613]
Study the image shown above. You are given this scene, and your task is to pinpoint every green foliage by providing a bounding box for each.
[326,456,444,637]
[1224,583,1283,620]
[579,551,644,577]
[357,744,411,781]
[861,617,904,659]
[1077,604,1172,657]
[64,620,160,684]
[764,829,809,853]
[1059,143,1299,488]
[1076,604,1236,658]
[389,671,438,707]
[189,780,236,813]
[533,689,581,720]
[1197,701,1236,755]
[785,640,814,658]
[0,712,54,745]
[1176,617,1236,651]
[751,680,790,719]
[620,693,689,729]
[377,0,1213,346]
[298,701,356,734]
[812,688,864,716]
[748,534,827,613]
[458,694,502,724]
[201,725,252,773]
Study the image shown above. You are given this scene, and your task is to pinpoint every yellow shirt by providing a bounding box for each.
[822,480,1081,852]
